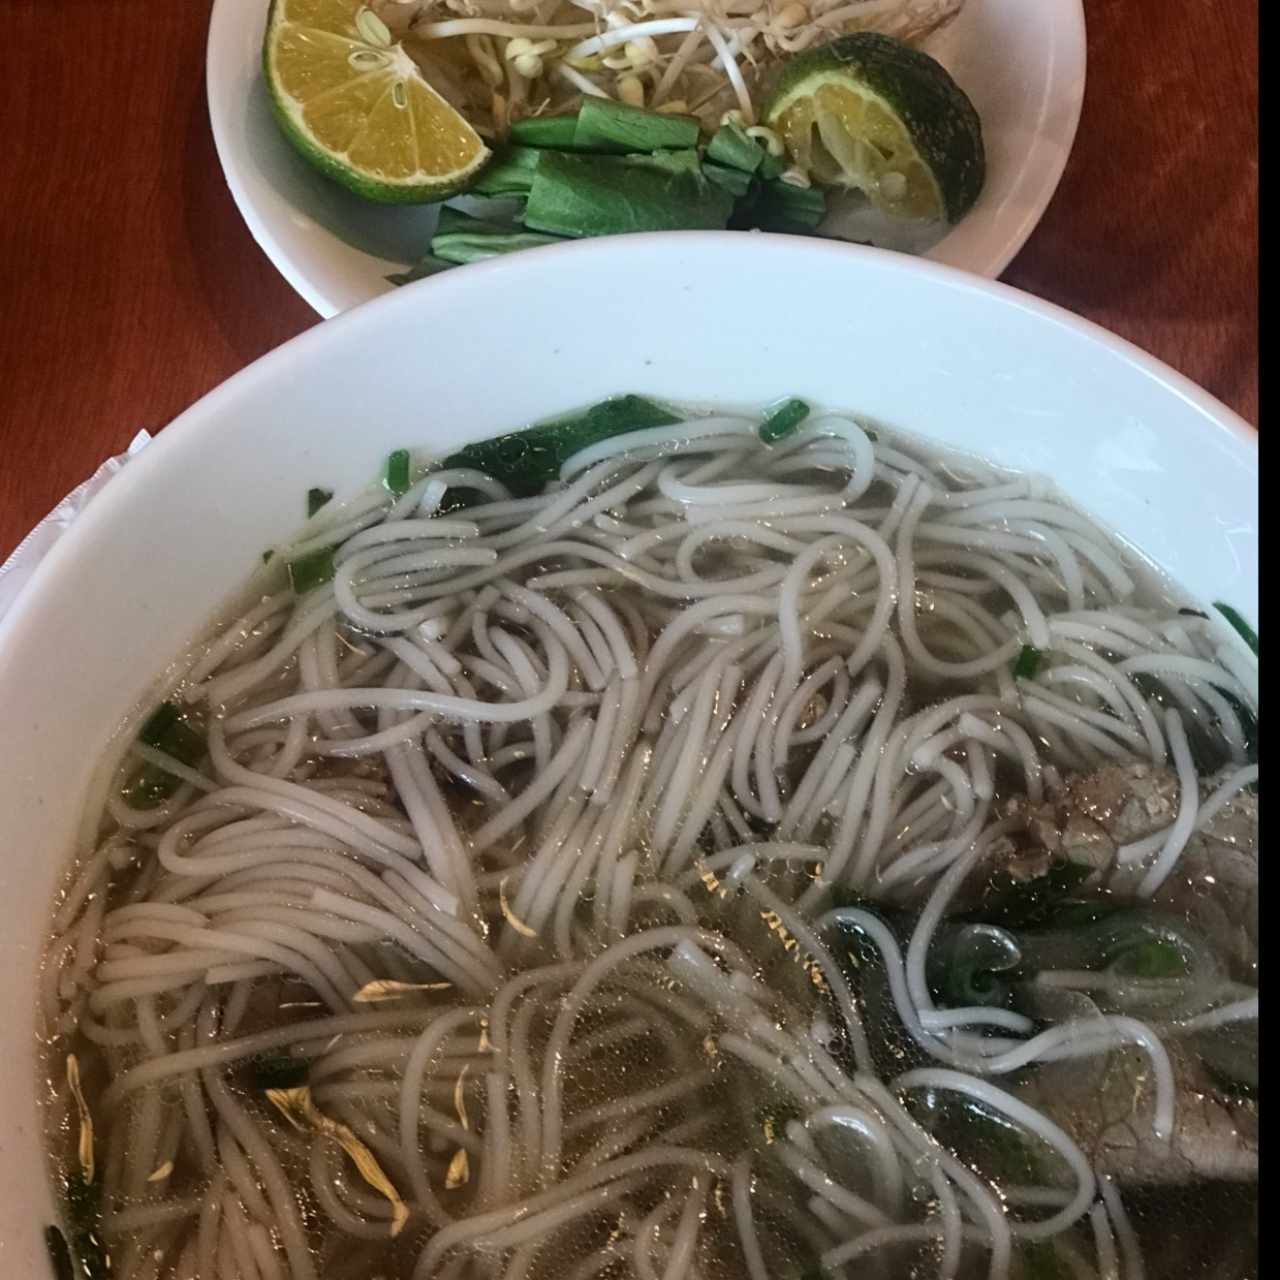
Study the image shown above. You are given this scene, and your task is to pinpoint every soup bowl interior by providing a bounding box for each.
[0,233,1256,1273]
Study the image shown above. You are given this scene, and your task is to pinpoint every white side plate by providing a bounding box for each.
[206,0,1087,316]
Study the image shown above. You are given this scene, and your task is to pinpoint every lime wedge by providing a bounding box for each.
[264,0,489,203]
[764,33,983,224]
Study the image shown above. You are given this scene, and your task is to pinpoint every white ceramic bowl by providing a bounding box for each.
[0,236,1255,1274]
[206,0,1087,316]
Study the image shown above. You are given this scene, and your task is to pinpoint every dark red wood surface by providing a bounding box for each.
[0,0,1257,563]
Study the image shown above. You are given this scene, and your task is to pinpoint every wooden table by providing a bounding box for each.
[0,0,1257,563]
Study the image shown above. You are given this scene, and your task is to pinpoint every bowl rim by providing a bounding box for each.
[0,230,1256,655]
[204,0,1089,317]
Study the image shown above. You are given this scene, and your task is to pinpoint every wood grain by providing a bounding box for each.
[0,0,1257,563]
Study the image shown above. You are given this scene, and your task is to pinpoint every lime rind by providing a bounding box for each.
[765,32,984,224]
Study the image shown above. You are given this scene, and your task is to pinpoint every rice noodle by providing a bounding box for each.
[38,401,1253,1280]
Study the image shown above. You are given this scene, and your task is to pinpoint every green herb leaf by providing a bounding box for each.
[572,97,700,154]
[1213,602,1258,655]
[139,703,205,767]
[307,487,334,517]
[471,144,542,196]
[243,1052,311,1091]
[122,763,180,809]
[510,112,581,148]
[430,206,565,265]
[288,546,337,594]
[524,150,734,238]
[759,398,811,443]
[1013,644,1043,679]
[123,702,206,808]
[444,395,680,497]
[705,119,766,174]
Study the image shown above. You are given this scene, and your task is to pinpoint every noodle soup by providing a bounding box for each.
[40,399,1258,1280]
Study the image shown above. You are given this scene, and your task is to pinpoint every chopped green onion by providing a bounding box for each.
[524,150,734,238]
[756,148,786,181]
[702,161,754,198]
[288,547,337,594]
[123,703,205,809]
[385,449,412,497]
[261,549,274,565]
[139,703,205,767]
[122,765,180,809]
[471,144,542,196]
[1013,644,1042,679]
[510,112,581,148]
[1213,602,1258,655]
[572,97,700,154]
[445,395,680,497]
[1117,936,1187,979]
[705,119,766,174]
[759,398,811,443]
[307,487,333,517]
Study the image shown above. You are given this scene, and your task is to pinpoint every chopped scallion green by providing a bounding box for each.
[1013,644,1042,679]
[572,97,700,154]
[307,487,333,517]
[702,161,754,199]
[749,179,826,234]
[139,702,205,767]
[122,702,206,808]
[1213,602,1258,655]
[510,112,581,148]
[1120,937,1187,978]
[705,119,766,174]
[759,398,811,443]
[385,449,412,497]
[288,547,337,594]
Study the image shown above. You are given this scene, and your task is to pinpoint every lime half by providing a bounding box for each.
[265,0,489,204]
[765,33,984,223]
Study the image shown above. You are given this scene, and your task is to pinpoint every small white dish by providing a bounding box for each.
[206,0,1087,316]
[0,237,1253,1269]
